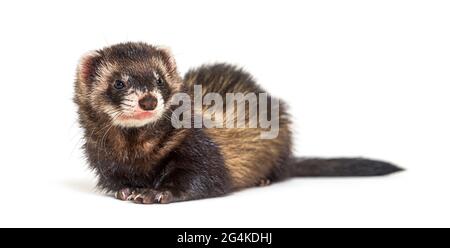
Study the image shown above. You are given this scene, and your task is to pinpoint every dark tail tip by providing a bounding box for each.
[291,157,404,177]
[347,159,404,176]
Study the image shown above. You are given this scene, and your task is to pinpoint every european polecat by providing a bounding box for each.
[74,42,402,204]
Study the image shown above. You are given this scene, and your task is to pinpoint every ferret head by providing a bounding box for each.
[75,42,183,128]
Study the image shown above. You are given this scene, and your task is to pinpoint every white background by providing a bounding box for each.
[0,0,449,227]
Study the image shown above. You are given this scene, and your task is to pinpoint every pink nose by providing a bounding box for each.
[138,95,158,111]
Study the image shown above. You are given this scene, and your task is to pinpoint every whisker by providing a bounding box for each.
[96,112,123,161]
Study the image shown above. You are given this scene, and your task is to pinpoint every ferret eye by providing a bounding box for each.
[156,78,164,86]
[113,80,126,90]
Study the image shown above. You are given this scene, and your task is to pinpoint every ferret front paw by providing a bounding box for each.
[130,189,175,204]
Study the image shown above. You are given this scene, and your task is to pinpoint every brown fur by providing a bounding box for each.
[184,64,292,188]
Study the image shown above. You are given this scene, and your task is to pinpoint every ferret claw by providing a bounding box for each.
[115,188,133,201]
[115,188,175,204]
[259,179,271,187]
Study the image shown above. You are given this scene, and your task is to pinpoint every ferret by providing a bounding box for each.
[74,42,402,204]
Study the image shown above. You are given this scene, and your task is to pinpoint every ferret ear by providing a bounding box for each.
[77,50,101,83]
[156,46,177,72]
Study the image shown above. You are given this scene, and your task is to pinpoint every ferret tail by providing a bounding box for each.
[278,157,403,179]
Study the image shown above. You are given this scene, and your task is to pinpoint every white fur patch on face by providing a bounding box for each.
[108,89,166,128]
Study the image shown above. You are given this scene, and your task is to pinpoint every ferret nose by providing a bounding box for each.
[138,95,158,111]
